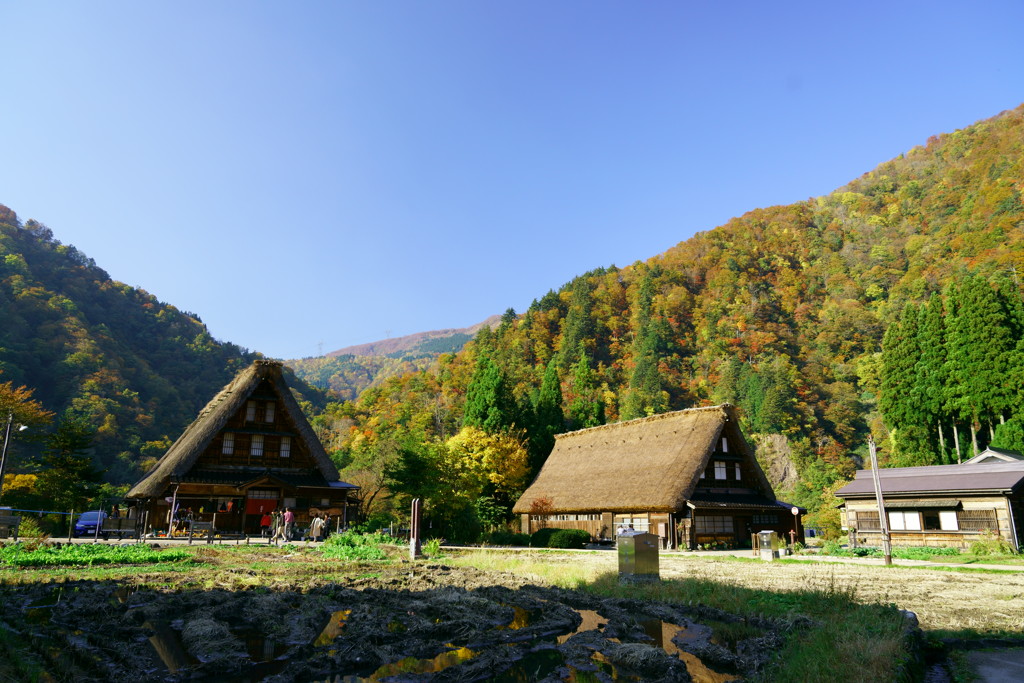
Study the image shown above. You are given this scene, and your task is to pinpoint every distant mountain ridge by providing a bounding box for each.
[326,315,501,359]
[286,316,502,401]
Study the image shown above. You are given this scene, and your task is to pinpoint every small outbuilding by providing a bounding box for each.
[836,459,1024,551]
[127,360,359,536]
[512,404,804,549]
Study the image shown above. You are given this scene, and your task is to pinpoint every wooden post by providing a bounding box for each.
[410,498,422,561]
[868,436,892,566]
[68,509,74,543]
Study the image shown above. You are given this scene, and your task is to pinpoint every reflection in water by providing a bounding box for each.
[557,609,607,644]
[638,619,739,683]
[368,645,476,679]
[314,609,352,647]
[143,620,199,673]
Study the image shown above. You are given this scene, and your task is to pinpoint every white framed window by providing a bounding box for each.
[733,463,741,480]
[246,401,257,422]
[222,432,234,455]
[714,461,727,479]
[264,402,275,423]
[721,437,728,453]
[939,511,959,531]
[280,436,291,458]
[251,434,264,457]
[888,511,921,531]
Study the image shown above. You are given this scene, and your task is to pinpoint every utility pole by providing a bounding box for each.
[868,436,892,566]
[0,412,28,505]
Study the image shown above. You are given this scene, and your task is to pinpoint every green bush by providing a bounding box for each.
[530,528,559,548]
[547,529,591,549]
[969,532,1016,556]
[482,531,530,546]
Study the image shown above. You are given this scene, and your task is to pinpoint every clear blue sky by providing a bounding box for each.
[2,2,1022,359]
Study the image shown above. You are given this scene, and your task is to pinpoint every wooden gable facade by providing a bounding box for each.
[127,360,359,536]
[512,404,803,549]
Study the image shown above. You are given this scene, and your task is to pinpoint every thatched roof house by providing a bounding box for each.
[513,404,802,549]
[127,359,358,535]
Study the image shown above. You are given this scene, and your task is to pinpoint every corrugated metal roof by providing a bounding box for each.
[837,461,1024,497]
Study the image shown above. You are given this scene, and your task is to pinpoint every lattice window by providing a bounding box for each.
[753,514,778,525]
[264,402,275,424]
[246,401,257,422]
[251,434,264,457]
[222,432,234,455]
[852,510,880,531]
[280,436,291,458]
[695,515,734,533]
[714,461,727,480]
[958,509,998,531]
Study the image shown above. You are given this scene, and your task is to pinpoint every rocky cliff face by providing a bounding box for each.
[754,434,800,494]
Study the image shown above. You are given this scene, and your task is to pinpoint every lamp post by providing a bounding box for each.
[0,411,29,505]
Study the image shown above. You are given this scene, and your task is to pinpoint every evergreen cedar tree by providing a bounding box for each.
[880,273,1024,464]
[2,105,1024,531]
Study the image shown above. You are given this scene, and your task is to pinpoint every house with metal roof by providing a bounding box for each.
[512,404,804,549]
[835,460,1024,551]
[127,360,359,536]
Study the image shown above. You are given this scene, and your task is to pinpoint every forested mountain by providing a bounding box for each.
[313,104,1024,536]
[0,206,320,485]
[288,316,499,400]
[3,103,1021,538]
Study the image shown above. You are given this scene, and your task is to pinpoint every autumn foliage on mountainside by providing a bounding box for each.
[316,105,1024,535]
[0,209,264,484]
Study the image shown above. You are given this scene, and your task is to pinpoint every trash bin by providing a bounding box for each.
[758,530,779,561]
[618,532,660,582]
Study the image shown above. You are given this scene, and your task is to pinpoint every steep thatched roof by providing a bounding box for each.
[513,404,772,514]
[127,360,339,499]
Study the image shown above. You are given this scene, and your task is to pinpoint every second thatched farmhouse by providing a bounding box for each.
[512,404,803,549]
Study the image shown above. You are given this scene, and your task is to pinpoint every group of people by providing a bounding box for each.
[258,508,332,543]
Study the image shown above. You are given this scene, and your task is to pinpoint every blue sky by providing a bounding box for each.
[2,2,1022,359]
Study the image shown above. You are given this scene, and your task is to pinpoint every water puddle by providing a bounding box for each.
[366,645,476,679]
[314,609,352,647]
[558,609,607,644]
[637,618,738,683]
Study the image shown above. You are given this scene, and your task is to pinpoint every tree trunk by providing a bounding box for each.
[952,425,962,464]
[989,419,995,441]
[937,419,946,461]
[970,420,979,458]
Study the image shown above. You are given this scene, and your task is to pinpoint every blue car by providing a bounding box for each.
[73,510,108,538]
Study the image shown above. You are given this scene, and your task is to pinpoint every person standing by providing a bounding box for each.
[283,507,295,542]
[309,514,325,542]
[260,510,272,537]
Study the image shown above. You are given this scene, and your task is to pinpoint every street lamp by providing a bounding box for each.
[0,411,29,505]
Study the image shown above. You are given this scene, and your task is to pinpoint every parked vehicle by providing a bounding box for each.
[73,510,108,538]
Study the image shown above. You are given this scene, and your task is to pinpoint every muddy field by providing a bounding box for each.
[4,544,1022,682]
[0,559,786,682]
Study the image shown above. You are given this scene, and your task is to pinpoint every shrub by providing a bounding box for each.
[13,517,47,539]
[423,538,444,557]
[530,528,559,548]
[547,529,591,549]
[969,531,1016,556]
[482,530,530,546]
